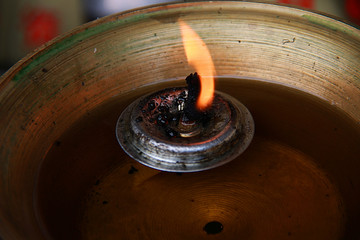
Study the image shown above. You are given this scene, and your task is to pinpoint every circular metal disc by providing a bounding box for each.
[116,88,254,172]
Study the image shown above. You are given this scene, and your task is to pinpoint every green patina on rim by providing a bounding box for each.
[10,12,153,83]
[302,14,359,38]
[10,4,360,83]
[9,2,201,83]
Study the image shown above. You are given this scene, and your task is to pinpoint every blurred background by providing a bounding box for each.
[0,0,359,76]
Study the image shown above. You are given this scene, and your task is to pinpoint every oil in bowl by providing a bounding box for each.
[36,77,360,239]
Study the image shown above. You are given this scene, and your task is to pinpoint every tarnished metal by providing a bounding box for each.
[116,87,254,172]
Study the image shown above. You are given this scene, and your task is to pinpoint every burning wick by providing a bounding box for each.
[115,20,254,172]
[179,72,209,137]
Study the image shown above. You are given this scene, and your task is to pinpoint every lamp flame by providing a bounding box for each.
[179,20,215,111]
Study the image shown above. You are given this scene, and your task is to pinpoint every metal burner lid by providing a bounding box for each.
[116,87,254,172]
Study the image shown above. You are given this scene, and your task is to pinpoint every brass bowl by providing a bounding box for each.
[0,1,359,239]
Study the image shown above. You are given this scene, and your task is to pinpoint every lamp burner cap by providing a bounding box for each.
[116,87,254,172]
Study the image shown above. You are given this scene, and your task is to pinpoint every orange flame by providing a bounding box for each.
[179,20,215,111]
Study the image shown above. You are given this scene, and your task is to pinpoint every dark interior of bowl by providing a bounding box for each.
[36,77,360,240]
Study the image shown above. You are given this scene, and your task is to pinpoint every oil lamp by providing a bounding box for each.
[116,20,254,172]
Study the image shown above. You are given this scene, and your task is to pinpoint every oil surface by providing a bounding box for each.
[36,78,360,240]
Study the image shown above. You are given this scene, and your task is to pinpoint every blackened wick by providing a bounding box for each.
[184,72,208,122]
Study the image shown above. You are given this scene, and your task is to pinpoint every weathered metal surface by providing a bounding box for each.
[116,87,254,172]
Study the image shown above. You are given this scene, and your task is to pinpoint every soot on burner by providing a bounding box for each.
[116,73,254,172]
